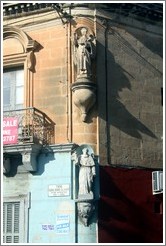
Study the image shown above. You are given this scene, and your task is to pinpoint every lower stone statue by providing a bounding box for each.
[77,148,96,198]
[71,145,98,227]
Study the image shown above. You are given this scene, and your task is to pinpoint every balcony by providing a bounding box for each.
[3,107,55,173]
[3,107,55,145]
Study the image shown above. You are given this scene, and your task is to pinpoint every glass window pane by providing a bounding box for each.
[16,70,24,86]
[16,87,24,105]
[3,88,10,105]
[3,67,24,110]
[3,73,11,87]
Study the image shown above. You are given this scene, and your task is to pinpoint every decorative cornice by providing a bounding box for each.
[42,143,79,154]
[100,3,163,22]
[3,3,55,16]
[3,3,72,23]
[3,3,163,22]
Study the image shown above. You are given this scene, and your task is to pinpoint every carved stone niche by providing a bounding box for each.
[72,144,97,226]
[71,26,96,122]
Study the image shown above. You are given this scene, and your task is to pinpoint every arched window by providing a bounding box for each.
[3,26,39,111]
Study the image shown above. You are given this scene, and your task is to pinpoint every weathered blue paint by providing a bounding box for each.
[3,144,99,243]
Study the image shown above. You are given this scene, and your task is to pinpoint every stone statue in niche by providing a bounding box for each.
[72,147,96,198]
[73,27,95,78]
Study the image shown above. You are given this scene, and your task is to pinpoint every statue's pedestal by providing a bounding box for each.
[78,193,94,200]
[71,75,96,122]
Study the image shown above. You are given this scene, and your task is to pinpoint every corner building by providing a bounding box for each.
[3,3,163,243]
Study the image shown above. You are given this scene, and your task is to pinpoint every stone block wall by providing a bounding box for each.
[28,19,97,149]
[97,17,163,168]
[3,4,163,168]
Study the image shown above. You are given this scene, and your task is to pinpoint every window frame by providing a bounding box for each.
[3,194,30,243]
[3,66,25,111]
[3,26,39,110]
[3,54,29,110]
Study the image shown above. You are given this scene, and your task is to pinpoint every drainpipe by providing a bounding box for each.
[68,5,73,143]
[65,5,73,143]
[104,20,111,165]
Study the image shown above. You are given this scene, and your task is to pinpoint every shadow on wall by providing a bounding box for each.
[126,26,163,58]
[107,51,157,139]
[33,146,55,176]
[3,147,55,177]
[97,39,157,140]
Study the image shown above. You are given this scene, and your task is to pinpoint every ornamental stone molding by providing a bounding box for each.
[3,26,39,52]
[3,26,39,72]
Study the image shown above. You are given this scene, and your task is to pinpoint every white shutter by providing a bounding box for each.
[3,194,30,243]
[3,202,20,243]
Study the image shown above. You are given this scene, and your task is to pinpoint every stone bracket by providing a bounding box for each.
[22,149,40,172]
[71,80,97,122]
[3,143,42,173]
[76,199,95,227]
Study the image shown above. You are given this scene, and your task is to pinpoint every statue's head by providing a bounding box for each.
[82,148,89,155]
[81,27,87,36]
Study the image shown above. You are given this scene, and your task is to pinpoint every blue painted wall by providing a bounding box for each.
[3,144,98,243]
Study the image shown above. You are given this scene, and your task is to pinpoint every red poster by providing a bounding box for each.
[3,117,18,145]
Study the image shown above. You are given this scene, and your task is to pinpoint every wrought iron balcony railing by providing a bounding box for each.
[3,107,55,145]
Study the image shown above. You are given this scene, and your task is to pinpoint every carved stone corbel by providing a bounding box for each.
[77,201,95,227]
[71,81,96,122]
[21,144,42,172]
[27,51,35,71]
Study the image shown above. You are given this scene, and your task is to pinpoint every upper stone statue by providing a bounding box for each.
[73,27,95,78]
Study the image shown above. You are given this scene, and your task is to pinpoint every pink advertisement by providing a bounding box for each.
[3,117,18,145]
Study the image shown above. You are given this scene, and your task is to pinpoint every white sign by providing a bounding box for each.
[48,184,70,197]
[56,214,70,234]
